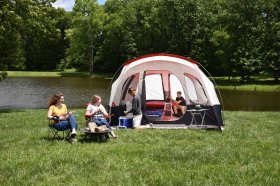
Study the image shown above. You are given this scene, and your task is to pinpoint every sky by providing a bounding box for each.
[52,0,106,11]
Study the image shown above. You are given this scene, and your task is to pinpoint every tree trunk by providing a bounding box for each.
[88,22,94,73]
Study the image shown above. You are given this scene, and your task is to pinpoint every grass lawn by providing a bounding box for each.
[7,69,113,78]
[213,77,280,92]
[0,109,279,185]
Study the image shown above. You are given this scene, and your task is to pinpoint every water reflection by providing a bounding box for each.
[0,77,111,109]
[0,77,279,111]
[219,89,280,111]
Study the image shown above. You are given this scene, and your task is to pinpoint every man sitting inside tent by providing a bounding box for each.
[172,91,187,117]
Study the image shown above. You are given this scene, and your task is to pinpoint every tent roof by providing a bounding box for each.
[110,53,220,106]
[122,53,198,67]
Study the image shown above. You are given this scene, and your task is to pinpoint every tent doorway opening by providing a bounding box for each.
[120,70,208,122]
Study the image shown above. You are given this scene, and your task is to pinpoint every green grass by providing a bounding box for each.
[213,77,280,92]
[217,84,280,92]
[7,69,113,78]
[0,109,279,185]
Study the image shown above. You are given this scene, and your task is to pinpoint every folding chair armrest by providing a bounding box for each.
[85,114,91,123]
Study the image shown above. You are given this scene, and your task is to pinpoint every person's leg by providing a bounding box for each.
[52,120,71,131]
[100,119,112,129]
[179,105,187,114]
[93,119,102,126]
[67,115,78,130]
[51,121,74,141]
[67,115,78,140]
[173,105,179,116]
[100,119,117,138]
[133,114,152,129]
[133,114,142,128]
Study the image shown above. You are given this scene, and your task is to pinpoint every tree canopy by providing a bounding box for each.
[1,0,279,81]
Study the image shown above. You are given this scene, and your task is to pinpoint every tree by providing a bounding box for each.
[101,0,155,72]
[20,1,67,70]
[221,0,263,81]
[66,0,106,73]
[156,0,200,56]
[260,0,280,82]
[0,0,26,70]
[0,0,68,71]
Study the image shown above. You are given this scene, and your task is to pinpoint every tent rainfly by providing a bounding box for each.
[109,54,224,129]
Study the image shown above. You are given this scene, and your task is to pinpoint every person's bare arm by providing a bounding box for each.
[85,110,91,116]
[85,109,98,117]
[176,100,182,104]
[101,105,109,118]
[47,109,53,119]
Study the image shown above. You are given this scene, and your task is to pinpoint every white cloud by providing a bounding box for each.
[52,0,75,11]
[52,0,106,11]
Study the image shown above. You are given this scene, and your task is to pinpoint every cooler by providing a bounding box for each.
[118,116,133,128]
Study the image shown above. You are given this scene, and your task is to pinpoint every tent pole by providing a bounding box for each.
[198,63,225,128]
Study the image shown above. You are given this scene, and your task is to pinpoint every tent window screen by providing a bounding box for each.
[145,74,164,100]
[170,74,185,99]
[185,76,198,100]
[121,75,135,101]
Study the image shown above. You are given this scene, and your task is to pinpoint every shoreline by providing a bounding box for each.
[6,70,113,79]
[6,71,280,92]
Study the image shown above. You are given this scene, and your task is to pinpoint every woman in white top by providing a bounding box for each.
[85,95,117,138]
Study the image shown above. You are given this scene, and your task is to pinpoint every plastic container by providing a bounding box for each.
[118,116,133,128]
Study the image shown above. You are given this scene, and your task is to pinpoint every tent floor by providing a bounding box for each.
[146,115,179,121]
[146,124,220,130]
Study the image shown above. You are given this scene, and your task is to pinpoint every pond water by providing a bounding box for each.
[0,77,279,111]
[0,77,111,109]
[219,89,280,111]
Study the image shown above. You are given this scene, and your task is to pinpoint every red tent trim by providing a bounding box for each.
[122,53,198,67]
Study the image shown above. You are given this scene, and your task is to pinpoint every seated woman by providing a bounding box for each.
[47,92,78,142]
[85,95,117,138]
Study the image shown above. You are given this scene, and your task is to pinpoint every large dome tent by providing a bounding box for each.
[109,54,224,130]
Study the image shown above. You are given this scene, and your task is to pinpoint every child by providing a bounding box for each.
[85,95,117,138]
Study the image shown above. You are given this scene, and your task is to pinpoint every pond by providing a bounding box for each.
[219,89,280,111]
[0,77,111,109]
[0,77,279,111]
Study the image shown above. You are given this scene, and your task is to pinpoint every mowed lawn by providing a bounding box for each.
[0,109,279,185]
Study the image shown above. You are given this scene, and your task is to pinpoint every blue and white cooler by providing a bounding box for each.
[118,116,133,129]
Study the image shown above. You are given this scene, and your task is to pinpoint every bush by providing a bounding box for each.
[0,71,7,81]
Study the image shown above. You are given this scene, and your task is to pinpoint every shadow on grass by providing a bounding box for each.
[79,135,110,143]
[40,136,73,143]
[0,108,27,113]
[40,135,110,144]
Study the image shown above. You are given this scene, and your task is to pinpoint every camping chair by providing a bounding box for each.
[85,114,91,125]
[48,118,71,140]
[162,102,173,117]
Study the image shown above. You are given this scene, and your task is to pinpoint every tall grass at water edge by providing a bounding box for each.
[0,109,279,185]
